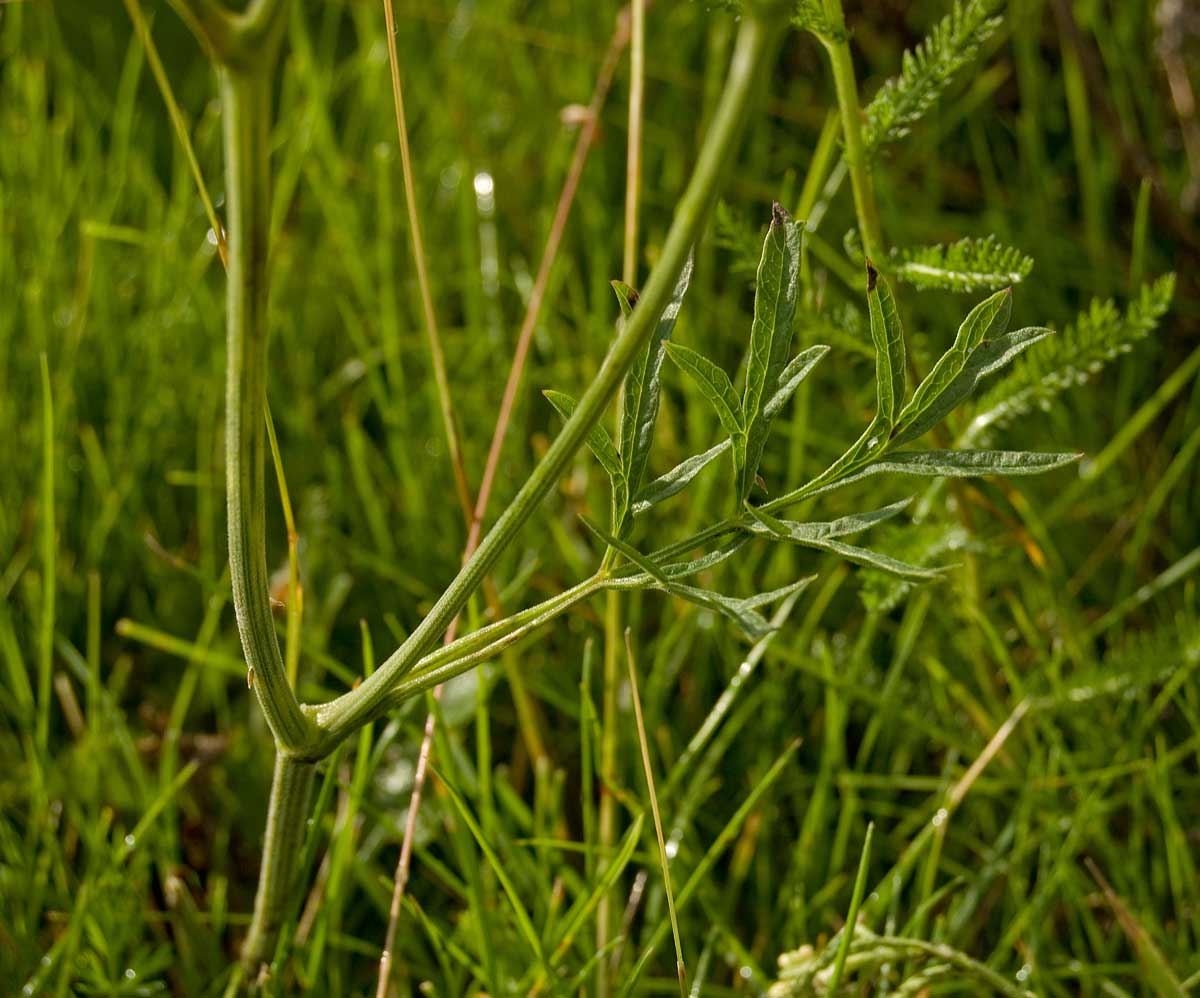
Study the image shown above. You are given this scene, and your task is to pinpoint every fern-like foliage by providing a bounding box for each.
[891,236,1033,293]
[791,0,842,39]
[769,924,1034,997]
[863,0,1004,154]
[714,200,769,280]
[966,274,1176,441]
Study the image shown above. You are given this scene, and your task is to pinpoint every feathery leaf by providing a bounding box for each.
[892,236,1033,293]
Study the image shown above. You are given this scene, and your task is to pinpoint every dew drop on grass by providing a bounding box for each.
[665,840,678,859]
[124,833,136,848]
[931,807,948,827]
[1016,964,1031,982]
[473,171,495,216]
[125,968,137,980]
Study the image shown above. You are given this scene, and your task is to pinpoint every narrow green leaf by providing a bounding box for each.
[543,388,624,483]
[744,498,912,543]
[611,280,639,319]
[826,822,874,995]
[667,584,778,638]
[808,537,945,580]
[631,440,730,515]
[740,204,802,499]
[860,449,1082,479]
[609,536,750,589]
[745,504,942,580]
[865,262,906,429]
[545,389,628,525]
[733,575,816,611]
[548,814,643,967]
[436,769,545,963]
[621,253,694,500]
[896,287,1011,433]
[1085,858,1188,998]
[890,325,1054,446]
[620,741,800,996]
[763,345,830,420]
[664,343,746,478]
[581,518,772,637]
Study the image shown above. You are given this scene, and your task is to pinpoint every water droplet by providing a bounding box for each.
[931,807,948,828]
[206,228,219,246]
[125,968,137,980]
[473,171,496,217]
[739,966,752,980]
[124,833,136,848]
[1016,963,1031,982]
[665,840,678,859]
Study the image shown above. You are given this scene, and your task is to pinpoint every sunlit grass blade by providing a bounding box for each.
[619,740,800,996]
[625,630,687,997]
[825,821,874,994]
[1083,858,1186,998]
[435,768,545,965]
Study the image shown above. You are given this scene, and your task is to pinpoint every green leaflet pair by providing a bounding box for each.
[546,204,1079,637]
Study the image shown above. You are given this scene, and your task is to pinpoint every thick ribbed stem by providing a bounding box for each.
[240,753,316,970]
[220,64,315,754]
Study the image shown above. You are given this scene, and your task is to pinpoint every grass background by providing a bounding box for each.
[1,0,1198,994]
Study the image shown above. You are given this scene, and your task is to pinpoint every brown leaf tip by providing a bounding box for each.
[771,201,787,227]
[865,259,878,292]
[627,288,640,309]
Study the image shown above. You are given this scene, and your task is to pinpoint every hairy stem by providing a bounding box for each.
[241,753,316,971]
[818,0,883,260]
[315,11,778,749]
[221,62,315,754]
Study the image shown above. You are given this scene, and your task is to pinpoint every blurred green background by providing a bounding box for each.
[1,0,1198,994]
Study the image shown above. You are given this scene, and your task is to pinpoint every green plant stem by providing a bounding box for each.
[602,2,646,981]
[220,63,314,754]
[313,11,778,750]
[818,0,883,260]
[240,753,316,970]
[596,588,623,994]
